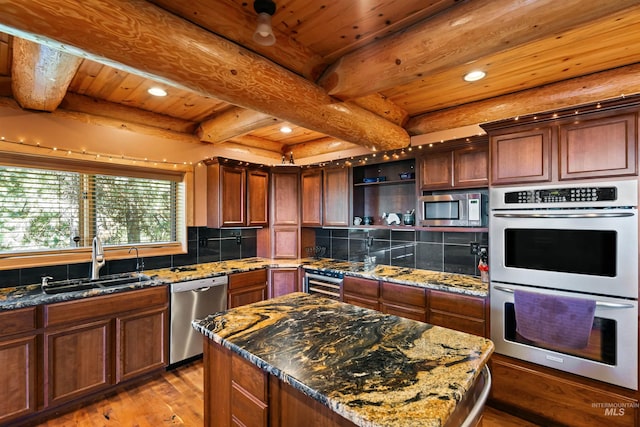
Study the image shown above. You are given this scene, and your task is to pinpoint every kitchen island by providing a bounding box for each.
[193,292,494,427]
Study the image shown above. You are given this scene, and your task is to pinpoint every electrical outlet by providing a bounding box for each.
[470,242,480,255]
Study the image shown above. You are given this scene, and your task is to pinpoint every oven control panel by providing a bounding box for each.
[504,186,617,204]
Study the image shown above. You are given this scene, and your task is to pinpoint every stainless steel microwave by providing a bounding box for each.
[419,193,486,227]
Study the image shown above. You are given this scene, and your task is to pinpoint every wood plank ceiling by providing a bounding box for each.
[0,0,639,162]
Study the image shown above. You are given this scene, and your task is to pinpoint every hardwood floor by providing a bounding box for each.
[37,359,540,426]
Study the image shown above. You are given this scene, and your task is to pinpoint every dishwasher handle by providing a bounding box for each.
[193,287,211,292]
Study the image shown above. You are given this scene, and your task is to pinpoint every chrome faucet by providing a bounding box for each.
[91,236,105,280]
[128,247,144,272]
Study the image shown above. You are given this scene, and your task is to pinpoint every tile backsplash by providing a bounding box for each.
[313,228,488,276]
[0,227,257,288]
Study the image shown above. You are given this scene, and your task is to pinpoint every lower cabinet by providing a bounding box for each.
[427,289,487,337]
[205,338,357,427]
[380,282,427,322]
[20,286,169,422]
[341,278,487,337]
[45,320,112,407]
[341,276,380,310]
[116,307,167,383]
[269,268,299,298]
[0,315,38,425]
[229,269,268,308]
[490,353,639,427]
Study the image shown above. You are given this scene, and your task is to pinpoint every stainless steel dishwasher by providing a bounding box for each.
[169,275,228,365]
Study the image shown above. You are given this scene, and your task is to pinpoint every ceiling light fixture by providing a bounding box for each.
[148,87,167,97]
[253,0,276,46]
[463,70,486,82]
[280,125,292,133]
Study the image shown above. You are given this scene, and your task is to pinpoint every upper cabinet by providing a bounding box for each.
[202,159,269,228]
[558,113,637,180]
[420,141,488,190]
[300,169,322,227]
[489,127,552,185]
[300,167,351,227]
[483,100,639,185]
[247,169,269,226]
[323,167,351,227]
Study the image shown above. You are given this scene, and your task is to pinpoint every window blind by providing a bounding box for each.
[0,164,185,253]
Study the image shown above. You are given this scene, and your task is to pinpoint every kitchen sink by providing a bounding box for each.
[42,273,152,294]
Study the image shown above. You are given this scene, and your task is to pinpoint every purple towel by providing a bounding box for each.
[514,289,596,349]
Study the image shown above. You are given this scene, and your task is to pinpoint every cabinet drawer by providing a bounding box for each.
[429,312,485,336]
[0,307,37,338]
[429,290,485,318]
[232,353,267,402]
[229,269,267,290]
[343,277,379,299]
[381,282,426,308]
[45,286,168,327]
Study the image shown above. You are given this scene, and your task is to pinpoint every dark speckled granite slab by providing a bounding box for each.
[0,257,486,311]
[193,292,494,427]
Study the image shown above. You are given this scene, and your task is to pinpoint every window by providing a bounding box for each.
[0,154,185,259]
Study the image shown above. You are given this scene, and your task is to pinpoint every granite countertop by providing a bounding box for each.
[194,292,494,427]
[144,257,487,297]
[0,257,486,311]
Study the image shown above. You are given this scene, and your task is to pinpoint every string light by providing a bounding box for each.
[0,137,189,167]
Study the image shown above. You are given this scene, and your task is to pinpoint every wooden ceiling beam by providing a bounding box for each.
[148,0,327,81]
[230,134,286,154]
[406,63,640,135]
[318,0,639,100]
[11,37,81,111]
[60,92,197,134]
[283,137,359,159]
[197,107,281,143]
[347,94,408,127]
[0,0,409,151]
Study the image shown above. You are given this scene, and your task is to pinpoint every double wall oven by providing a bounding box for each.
[490,179,638,390]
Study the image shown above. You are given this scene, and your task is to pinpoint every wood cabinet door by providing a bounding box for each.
[116,307,167,383]
[271,227,299,259]
[0,335,37,424]
[229,270,268,308]
[323,168,350,226]
[221,165,246,226]
[559,113,637,180]
[454,146,489,188]
[272,169,299,226]
[247,169,269,226]
[490,127,552,184]
[301,170,322,226]
[269,268,299,298]
[45,320,112,407]
[420,151,453,189]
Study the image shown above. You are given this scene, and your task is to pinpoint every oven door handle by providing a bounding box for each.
[493,285,636,308]
[492,212,635,219]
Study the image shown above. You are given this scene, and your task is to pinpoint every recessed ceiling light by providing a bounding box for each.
[280,126,292,134]
[148,87,167,97]
[463,70,486,82]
